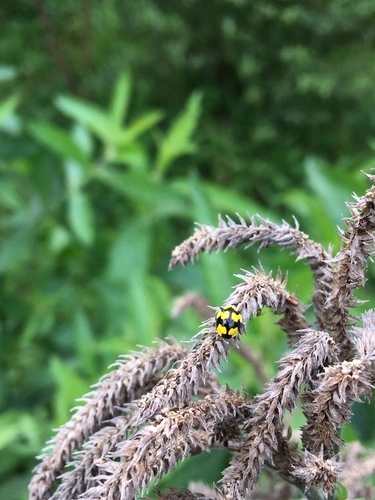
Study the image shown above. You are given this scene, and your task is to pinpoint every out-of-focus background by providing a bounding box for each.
[1,1,375,498]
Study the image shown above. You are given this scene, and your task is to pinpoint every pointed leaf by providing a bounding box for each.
[190,172,233,304]
[65,158,87,190]
[67,189,94,246]
[72,123,93,158]
[0,228,30,271]
[106,220,150,283]
[95,169,189,218]
[28,122,90,169]
[114,141,148,171]
[123,110,164,142]
[305,158,351,228]
[74,308,95,376]
[50,357,88,425]
[55,95,113,142]
[110,72,132,127]
[156,92,202,175]
[0,412,22,449]
[0,94,20,125]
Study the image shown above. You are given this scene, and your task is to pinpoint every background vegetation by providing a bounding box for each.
[1,1,375,498]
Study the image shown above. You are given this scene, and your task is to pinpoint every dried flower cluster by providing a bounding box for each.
[29,174,375,500]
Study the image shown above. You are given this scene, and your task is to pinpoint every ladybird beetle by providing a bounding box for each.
[215,305,244,339]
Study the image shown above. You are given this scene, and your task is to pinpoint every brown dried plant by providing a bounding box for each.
[29,174,375,500]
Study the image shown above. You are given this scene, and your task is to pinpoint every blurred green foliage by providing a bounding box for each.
[1,1,375,498]
[2,0,375,200]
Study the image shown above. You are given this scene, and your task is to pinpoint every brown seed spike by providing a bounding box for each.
[29,173,375,499]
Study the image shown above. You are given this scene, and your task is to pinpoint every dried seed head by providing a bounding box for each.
[82,389,248,499]
[219,329,338,498]
[302,311,375,458]
[29,174,375,500]
[29,340,187,500]
[293,449,342,497]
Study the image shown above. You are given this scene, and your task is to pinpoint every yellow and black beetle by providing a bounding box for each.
[215,304,244,339]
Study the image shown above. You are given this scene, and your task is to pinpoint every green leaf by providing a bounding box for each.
[73,308,95,376]
[50,358,89,425]
[71,123,93,158]
[124,279,152,343]
[67,187,95,246]
[0,228,30,271]
[304,158,351,229]
[0,94,20,126]
[64,158,87,190]
[110,71,132,127]
[283,188,341,248]
[334,482,348,500]
[20,300,56,344]
[106,220,151,282]
[124,110,164,141]
[64,159,94,244]
[57,84,162,154]
[172,178,265,218]
[0,411,40,451]
[28,122,90,169]
[0,179,23,211]
[155,92,202,175]
[103,222,157,344]
[157,448,230,490]
[100,273,171,344]
[114,142,148,170]
[204,182,265,217]
[0,474,30,500]
[56,95,113,142]
[95,169,190,219]
[48,225,71,254]
[0,413,22,450]
[189,172,233,304]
